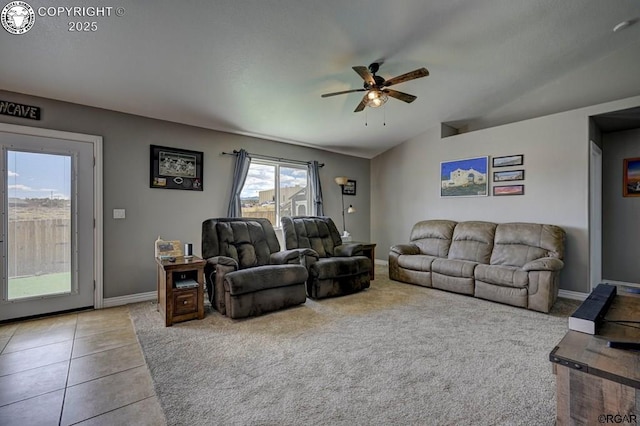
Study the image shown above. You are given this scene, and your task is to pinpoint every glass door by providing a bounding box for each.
[0,132,94,321]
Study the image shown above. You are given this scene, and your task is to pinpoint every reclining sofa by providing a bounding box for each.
[389,220,566,313]
[281,216,371,299]
[201,217,308,319]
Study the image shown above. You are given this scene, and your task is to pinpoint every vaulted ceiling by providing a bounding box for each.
[2,0,640,158]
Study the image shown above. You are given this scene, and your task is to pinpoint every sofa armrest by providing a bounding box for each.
[270,250,302,265]
[390,244,421,256]
[522,257,564,272]
[206,255,239,270]
[335,243,363,257]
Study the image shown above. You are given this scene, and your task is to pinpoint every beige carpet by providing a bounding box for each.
[129,265,580,426]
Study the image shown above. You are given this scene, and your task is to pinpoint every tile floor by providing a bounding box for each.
[0,306,166,426]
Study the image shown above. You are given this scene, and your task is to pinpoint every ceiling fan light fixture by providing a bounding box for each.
[366,89,388,108]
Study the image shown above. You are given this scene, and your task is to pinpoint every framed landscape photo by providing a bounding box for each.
[493,184,525,196]
[150,145,203,191]
[342,179,356,195]
[492,154,524,168]
[493,169,524,182]
[440,156,488,197]
[623,157,640,197]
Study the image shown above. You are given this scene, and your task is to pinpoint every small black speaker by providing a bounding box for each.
[184,243,193,257]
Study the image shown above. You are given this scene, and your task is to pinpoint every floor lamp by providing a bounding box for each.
[335,176,355,238]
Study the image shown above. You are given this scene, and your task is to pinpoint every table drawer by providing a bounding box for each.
[173,289,197,315]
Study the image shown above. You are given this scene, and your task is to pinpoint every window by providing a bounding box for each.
[240,160,310,226]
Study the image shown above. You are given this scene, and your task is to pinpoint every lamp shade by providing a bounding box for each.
[335,176,349,186]
[347,205,356,214]
[366,90,388,108]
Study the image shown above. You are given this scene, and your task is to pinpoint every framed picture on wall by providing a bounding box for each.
[150,145,203,191]
[440,156,488,197]
[623,157,640,197]
[342,179,356,195]
[492,154,524,168]
[493,184,525,196]
[493,169,525,182]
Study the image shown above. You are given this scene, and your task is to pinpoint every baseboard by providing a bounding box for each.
[558,289,589,301]
[102,291,156,308]
[601,279,640,288]
[375,259,388,266]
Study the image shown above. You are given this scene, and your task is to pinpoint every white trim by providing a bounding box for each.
[0,123,104,310]
[103,291,156,308]
[375,259,388,266]
[558,289,589,301]
[601,279,640,288]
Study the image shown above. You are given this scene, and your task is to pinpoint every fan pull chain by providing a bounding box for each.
[383,104,386,126]
[364,109,368,126]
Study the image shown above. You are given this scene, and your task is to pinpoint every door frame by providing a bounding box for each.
[0,123,104,309]
[589,140,602,292]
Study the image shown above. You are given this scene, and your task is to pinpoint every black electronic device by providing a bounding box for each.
[568,283,617,335]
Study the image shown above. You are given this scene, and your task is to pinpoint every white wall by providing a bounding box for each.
[372,95,640,293]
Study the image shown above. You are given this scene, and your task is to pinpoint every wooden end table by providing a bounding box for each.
[352,241,377,280]
[156,256,205,326]
[549,292,640,425]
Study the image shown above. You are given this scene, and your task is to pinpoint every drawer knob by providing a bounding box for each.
[183,300,188,305]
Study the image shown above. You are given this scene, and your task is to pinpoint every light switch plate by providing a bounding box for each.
[113,208,126,219]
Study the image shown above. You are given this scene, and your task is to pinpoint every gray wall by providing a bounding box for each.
[372,95,640,294]
[602,127,640,283]
[0,91,370,298]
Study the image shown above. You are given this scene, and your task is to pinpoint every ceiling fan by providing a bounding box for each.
[321,62,429,112]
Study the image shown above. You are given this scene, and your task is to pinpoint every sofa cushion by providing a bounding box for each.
[281,216,342,258]
[447,221,496,263]
[490,223,565,268]
[432,258,477,278]
[409,220,456,257]
[217,221,273,268]
[397,254,438,272]
[474,264,528,288]
[311,256,370,280]
[224,264,308,296]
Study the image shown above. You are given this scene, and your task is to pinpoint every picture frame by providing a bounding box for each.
[155,239,183,259]
[342,179,356,196]
[492,154,524,168]
[493,184,525,196]
[493,169,525,182]
[440,156,488,197]
[150,145,203,191]
[623,157,640,197]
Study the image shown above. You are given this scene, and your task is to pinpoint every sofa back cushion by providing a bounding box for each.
[201,218,280,268]
[409,220,456,257]
[281,216,342,258]
[447,221,497,263]
[490,222,565,267]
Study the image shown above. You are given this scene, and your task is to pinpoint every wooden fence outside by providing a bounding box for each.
[7,219,71,277]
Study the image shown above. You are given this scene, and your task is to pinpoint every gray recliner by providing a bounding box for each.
[281,216,371,299]
[201,217,308,319]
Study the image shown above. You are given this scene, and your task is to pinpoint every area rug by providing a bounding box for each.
[129,265,580,426]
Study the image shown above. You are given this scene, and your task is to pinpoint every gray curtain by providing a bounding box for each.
[227,149,251,217]
[308,160,324,216]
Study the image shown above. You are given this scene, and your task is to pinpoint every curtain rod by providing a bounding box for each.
[221,150,324,167]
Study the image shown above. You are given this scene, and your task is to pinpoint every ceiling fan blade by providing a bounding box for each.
[383,67,429,87]
[321,88,366,98]
[384,89,417,103]
[352,66,375,86]
[354,95,368,112]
